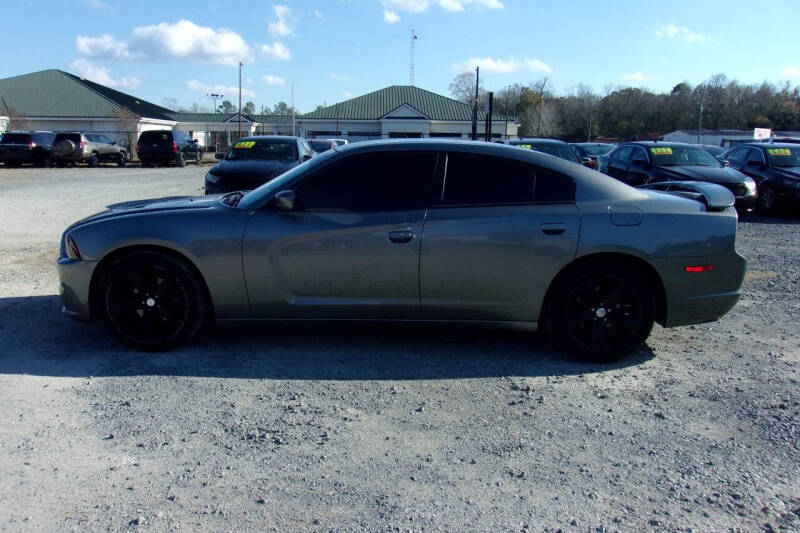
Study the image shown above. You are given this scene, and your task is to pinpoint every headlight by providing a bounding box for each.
[744,176,756,192]
[205,170,220,183]
[65,234,81,260]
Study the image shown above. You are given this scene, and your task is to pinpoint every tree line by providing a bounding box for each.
[162,98,299,117]
[449,72,800,141]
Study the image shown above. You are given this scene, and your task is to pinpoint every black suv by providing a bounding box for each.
[597,141,757,211]
[137,130,203,167]
[0,131,56,166]
[722,143,800,214]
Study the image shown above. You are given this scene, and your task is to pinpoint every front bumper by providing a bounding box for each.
[653,246,746,328]
[57,257,98,322]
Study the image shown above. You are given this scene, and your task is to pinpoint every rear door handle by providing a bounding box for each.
[540,223,566,235]
[388,230,414,243]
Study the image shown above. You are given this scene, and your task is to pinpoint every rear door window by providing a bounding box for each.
[613,146,634,163]
[0,133,33,144]
[441,152,533,205]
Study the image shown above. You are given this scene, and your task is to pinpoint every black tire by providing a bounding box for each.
[195,149,202,164]
[98,250,209,351]
[756,185,777,215]
[55,160,67,168]
[117,152,127,167]
[546,258,655,363]
[88,153,100,168]
[176,152,186,167]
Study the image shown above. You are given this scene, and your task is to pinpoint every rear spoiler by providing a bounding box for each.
[639,181,735,211]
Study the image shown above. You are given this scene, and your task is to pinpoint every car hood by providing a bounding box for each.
[772,167,800,180]
[68,195,222,230]
[657,165,747,184]
[208,159,299,180]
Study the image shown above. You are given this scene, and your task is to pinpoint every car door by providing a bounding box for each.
[625,146,651,185]
[740,146,770,185]
[606,146,634,181]
[419,151,580,322]
[242,150,439,319]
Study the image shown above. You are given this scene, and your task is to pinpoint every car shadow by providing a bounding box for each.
[740,212,800,225]
[0,295,655,381]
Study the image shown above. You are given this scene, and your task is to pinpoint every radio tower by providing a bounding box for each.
[409,27,418,86]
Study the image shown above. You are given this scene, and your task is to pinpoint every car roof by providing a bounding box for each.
[735,142,798,149]
[571,142,615,146]
[239,135,301,143]
[511,138,569,145]
[624,141,702,148]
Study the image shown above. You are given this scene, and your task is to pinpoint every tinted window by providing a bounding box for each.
[0,133,33,144]
[33,132,55,144]
[533,166,576,203]
[579,144,615,156]
[631,147,649,163]
[310,140,333,153]
[727,147,749,162]
[139,131,173,142]
[294,151,437,211]
[442,152,533,205]
[614,146,634,163]
[746,147,765,164]
[225,139,298,162]
[648,145,721,167]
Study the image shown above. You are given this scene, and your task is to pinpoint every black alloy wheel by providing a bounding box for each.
[88,153,100,168]
[118,152,127,167]
[99,250,208,350]
[756,186,776,215]
[547,259,655,362]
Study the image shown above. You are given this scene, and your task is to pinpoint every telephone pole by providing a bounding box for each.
[409,27,418,86]
[471,66,479,141]
[238,62,242,139]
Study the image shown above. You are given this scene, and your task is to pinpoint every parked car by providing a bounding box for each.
[331,139,348,146]
[309,139,338,153]
[0,131,56,166]
[699,144,726,159]
[136,130,202,167]
[597,142,756,211]
[570,142,616,169]
[509,138,582,164]
[721,142,800,214]
[58,140,745,362]
[51,132,127,167]
[205,136,314,194]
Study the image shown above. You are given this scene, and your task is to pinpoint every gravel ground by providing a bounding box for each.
[0,166,798,532]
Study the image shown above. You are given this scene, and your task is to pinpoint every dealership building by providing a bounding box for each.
[0,69,519,151]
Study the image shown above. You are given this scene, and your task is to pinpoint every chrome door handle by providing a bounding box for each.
[388,230,414,243]
[540,223,565,235]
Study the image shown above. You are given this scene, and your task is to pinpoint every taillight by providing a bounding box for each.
[30,142,37,148]
[685,265,713,273]
[172,141,178,153]
[136,143,141,153]
[79,141,86,149]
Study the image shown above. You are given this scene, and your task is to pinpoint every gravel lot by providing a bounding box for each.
[0,166,798,532]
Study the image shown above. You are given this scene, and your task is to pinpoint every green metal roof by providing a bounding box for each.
[0,69,174,120]
[167,112,294,125]
[299,85,513,122]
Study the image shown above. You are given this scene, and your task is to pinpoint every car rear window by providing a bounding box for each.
[225,139,298,161]
[310,140,333,153]
[578,144,615,156]
[1,133,33,144]
[139,131,173,142]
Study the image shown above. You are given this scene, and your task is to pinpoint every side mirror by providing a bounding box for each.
[214,153,224,160]
[110,140,117,145]
[272,190,295,211]
[721,159,730,166]
[631,158,648,168]
[301,154,312,162]
[580,156,595,168]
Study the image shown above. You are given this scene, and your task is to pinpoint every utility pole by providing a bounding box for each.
[409,27,418,86]
[484,92,493,142]
[471,66,479,141]
[238,62,242,139]
[207,93,223,113]
[291,82,296,136]
[697,84,707,144]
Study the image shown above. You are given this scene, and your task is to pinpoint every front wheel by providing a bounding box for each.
[546,259,655,362]
[756,186,777,215]
[98,250,209,351]
[88,153,100,168]
[117,152,127,167]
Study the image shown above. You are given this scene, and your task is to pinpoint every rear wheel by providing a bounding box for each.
[176,153,186,167]
[98,250,208,351]
[88,153,100,168]
[756,185,777,215]
[117,152,127,167]
[546,259,655,362]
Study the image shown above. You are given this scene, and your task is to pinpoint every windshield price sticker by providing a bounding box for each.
[518,144,532,149]
[650,147,673,155]
[235,141,255,149]
[767,148,791,156]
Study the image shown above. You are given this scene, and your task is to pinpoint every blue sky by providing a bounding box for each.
[2,0,799,112]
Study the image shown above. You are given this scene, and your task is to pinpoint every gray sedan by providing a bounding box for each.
[57,140,746,362]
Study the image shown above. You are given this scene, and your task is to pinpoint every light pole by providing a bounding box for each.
[238,62,242,139]
[207,93,223,113]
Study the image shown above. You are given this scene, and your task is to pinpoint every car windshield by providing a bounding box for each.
[225,139,298,161]
[518,142,578,162]
[766,146,800,167]
[310,140,333,152]
[1,133,32,144]
[578,144,615,156]
[702,145,725,156]
[238,149,339,209]
[649,145,721,167]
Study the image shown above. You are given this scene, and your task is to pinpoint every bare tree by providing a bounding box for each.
[449,72,487,106]
[162,98,180,111]
[111,106,141,158]
[5,107,29,131]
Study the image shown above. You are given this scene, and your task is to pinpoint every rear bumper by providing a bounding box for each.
[57,257,97,322]
[139,152,183,163]
[653,247,746,328]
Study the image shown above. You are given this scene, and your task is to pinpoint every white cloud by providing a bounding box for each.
[343,90,353,98]
[76,20,251,66]
[261,41,291,60]
[781,66,800,78]
[70,59,140,89]
[452,56,551,74]
[384,9,401,23]
[80,0,111,9]
[313,9,324,21]
[621,71,651,83]
[654,23,711,44]
[185,79,256,98]
[330,73,357,82]
[382,0,502,22]
[262,75,286,86]
[268,5,295,37]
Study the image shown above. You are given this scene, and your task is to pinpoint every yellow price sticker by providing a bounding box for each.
[650,147,673,155]
[517,144,532,150]
[767,148,791,156]
[235,141,255,149]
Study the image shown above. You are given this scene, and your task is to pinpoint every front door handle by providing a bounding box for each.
[540,223,566,236]
[388,230,414,243]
